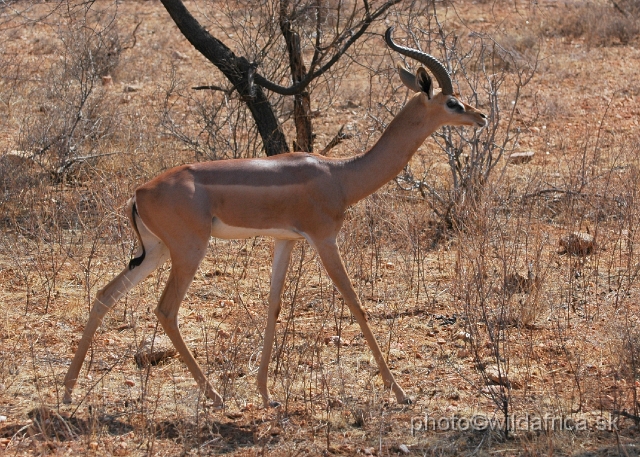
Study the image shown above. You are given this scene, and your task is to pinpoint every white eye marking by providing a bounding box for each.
[446,98,464,112]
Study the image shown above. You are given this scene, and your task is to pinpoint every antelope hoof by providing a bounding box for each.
[206,394,225,410]
[63,386,73,404]
[209,397,225,410]
[204,388,224,409]
[210,401,225,410]
[400,397,413,405]
[267,400,281,408]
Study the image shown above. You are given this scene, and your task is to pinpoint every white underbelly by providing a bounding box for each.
[211,218,304,240]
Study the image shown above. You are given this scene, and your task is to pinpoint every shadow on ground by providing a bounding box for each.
[0,406,259,454]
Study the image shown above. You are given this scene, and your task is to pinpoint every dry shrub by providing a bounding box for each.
[160,73,264,161]
[608,319,640,421]
[544,1,640,46]
[17,14,123,173]
[454,190,550,433]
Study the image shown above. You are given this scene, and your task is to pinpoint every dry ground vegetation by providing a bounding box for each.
[2,0,640,455]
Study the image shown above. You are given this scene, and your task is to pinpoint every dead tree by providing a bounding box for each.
[160,0,401,156]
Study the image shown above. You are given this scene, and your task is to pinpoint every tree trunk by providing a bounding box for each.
[159,0,289,156]
[279,0,313,153]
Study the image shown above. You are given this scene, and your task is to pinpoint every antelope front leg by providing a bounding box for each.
[257,239,295,408]
[313,237,411,405]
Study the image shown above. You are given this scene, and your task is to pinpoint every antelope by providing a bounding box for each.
[63,27,487,408]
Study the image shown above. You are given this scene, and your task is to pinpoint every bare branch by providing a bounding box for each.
[159,0,289,155]
[255,0,402,95]
[319,125,353,156]
[192,84,234,95]
[120,19,142,52]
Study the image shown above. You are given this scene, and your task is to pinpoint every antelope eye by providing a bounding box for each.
[446,98,463,111]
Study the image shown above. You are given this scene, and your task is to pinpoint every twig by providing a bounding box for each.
[615,429,632,457]
[610,0,630,17]
[521,188,607,200]
[192,84,235,95]
[54,152,118,178]
[319,125,353,155]
[70,349,131,419]
[121,20,143,52]
[613,409,640,422]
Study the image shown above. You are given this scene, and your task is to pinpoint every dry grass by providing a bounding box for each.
[2,0,640,455]
[542,0,640,47]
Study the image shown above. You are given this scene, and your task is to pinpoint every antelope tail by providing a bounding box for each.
[128,201,146,270]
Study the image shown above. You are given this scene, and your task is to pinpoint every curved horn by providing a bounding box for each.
[384,27,454,96]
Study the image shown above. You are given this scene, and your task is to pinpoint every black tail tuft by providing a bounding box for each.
[128,253,145,270]
[128,202,146,270]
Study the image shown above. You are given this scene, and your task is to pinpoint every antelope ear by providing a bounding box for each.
[397,64,421,93]
[416,67,433,99]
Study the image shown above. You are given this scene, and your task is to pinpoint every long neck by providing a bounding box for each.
[338,95,440,205]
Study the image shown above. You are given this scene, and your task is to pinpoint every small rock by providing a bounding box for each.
[398,444,410,454]
[88,441,99,450]
[135,335,177,368]
[485,367,503,384]
[559,232,596,256]
[102,75,113,86]
[385,261,395,270]
[123,83,143,93]
[204,269,224,277]
[324,335,348,346]
[0,415,6,422]
[113,441,128,456]
[508,151,535,164]
[221,370,245,380]
[124,379,136,387]
[482,385,505,395]
[485,367,523,388]
[363,447,375,456]
[0,438,10,446]
[172,50,188,60]
[504,272,538,295]
[455,331,472,342]
[436,338,447,345]
[242,403,255,411]
[135,347,176,368]
[447,390,460,400]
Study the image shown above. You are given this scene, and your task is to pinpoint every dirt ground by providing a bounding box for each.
[2,0,640,455]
